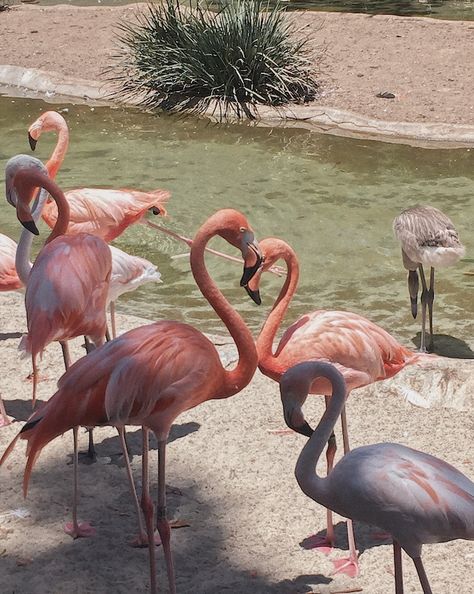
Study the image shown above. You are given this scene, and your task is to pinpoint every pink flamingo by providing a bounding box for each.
[281,360,474,594]
[28,110,170,242]
[1,208,262,594]
[244,237,423,576]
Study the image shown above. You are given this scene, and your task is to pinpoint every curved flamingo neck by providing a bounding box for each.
[190,216,257,398]
[257,245,299,374]
[291,362,346,505]
[15,188,51,285]
[45,116,69,179]
[15,170,70,245]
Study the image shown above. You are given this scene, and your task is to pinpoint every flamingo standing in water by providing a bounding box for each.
[281,360,474,594]
[393,205,465,352]
[1,208,262,594]
[244,237,424,576]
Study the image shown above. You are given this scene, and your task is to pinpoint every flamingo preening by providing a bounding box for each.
[393,205,465,352]
[1,208,262,594]
[281,360,474,594]
[244,237,424,576]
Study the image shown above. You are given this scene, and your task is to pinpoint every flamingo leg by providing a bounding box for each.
[140,428,158,594]
[78,338,97,463]
[64,426,96,538]
[393,541,404,594]
[117,427,160,547]
[110,301,117,339]
[413,557,433,594]
[408,269,419,319]
[156,438,176,594]
[331,403,359,578]
[418,265,429,352]
[427,267,435,352]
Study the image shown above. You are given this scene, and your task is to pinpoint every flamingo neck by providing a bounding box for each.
[45,119,69,179]
[190,219,257,398]
[257,248,299,374]
[293,362,347,506]
[15,188,51,285]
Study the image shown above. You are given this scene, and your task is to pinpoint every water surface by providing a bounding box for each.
[1,95,473,355]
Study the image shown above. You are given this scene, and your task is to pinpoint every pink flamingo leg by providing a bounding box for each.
[156,438,176,594]
[64,426,96,538]
[331,404,359,578]
[413,557,433,594]
[394,541,404,594]
[117,427,161,548]
[140,428,158,594]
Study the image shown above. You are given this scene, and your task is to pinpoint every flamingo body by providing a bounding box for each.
[42,187,170,242]
[108,245,161,304]
[393,205,465,270]
[325,441,474,558]
[264,309,416,395]
[0,233,23,291]
[21,232,111,359]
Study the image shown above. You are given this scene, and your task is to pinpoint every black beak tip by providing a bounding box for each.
[244,285,261,305]
[21,220,40,236]
[149,206,161,216]
[28,133,37,151]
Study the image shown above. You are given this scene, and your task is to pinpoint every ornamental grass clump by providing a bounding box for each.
[109,0,319,119]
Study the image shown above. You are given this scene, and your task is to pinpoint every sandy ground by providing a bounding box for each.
[0,290,473,594]
[0,5,474,126]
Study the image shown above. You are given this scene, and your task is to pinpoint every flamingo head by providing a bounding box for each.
[280,364,315,437]
[211,209,263,287]
[243,237,290,305]
[5,154,48,212]
[28,110,67,151]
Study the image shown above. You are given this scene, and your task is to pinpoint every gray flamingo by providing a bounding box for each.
[393,205,465,352]
[281,360,474,594]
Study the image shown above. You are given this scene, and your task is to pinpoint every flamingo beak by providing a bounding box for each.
[21,220,40,236]
[244,285,261,305]
[28,132,37,151]
[240,232,263,287]
[283,405,313,437]
[149,206,161,216]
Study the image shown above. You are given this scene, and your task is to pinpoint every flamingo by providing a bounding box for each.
[393,205,465,353]
[281,360,474,594]
[1,208,262,594]
[243,237,424,577]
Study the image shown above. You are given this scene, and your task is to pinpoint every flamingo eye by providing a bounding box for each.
[239,226,246,233]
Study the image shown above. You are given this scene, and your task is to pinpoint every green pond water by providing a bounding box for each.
[1,95,473,356]
[17,0,474,20]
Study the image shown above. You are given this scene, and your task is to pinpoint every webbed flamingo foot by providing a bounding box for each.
[64,520,96,538]
[331,554,359,578]
[0,416,11,428]
[130,531,162,548]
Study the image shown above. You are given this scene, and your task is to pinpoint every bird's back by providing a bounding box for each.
[22,233,111,357]
[327,442,474,557]
[108,245,161,303]
[266,310,416,393]
[393,205,465,269]
[42,187,170,242]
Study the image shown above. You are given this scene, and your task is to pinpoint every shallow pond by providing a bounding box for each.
[1,94,473,355]
[16,0,474,20]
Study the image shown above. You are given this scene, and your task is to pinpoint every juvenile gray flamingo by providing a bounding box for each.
[281,360,474,594]
[393,205,465,352]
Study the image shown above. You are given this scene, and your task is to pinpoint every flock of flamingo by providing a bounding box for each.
[0,109,472,594]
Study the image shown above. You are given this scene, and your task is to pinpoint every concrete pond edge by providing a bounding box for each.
[2,64,474,148]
